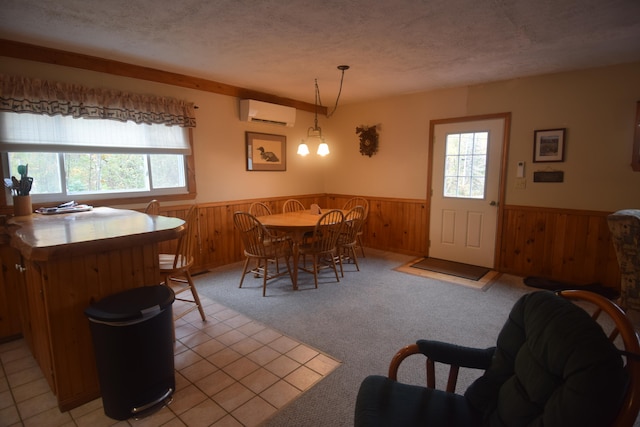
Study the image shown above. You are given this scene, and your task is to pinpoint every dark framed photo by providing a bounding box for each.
[245,132,286,171]
[533,128,566,162]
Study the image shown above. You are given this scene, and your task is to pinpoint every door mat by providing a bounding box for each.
[411,257,490,281]
[394,258,499,291]
[523,277,620,300]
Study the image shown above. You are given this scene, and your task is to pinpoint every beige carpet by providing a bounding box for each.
[394,257,500,291]
[196,248,530,426]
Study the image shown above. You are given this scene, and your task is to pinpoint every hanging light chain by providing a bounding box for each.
[299,65,348,157]
[314,78,320,131]
[314,65,349,118]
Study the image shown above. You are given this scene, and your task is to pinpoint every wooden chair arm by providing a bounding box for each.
[388,343,421,381]
[388,341,495,393]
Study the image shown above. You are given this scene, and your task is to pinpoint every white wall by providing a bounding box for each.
[2,57,640,212]
[323,87,469,200]
[1,57,330,205]
[326,62,640,212]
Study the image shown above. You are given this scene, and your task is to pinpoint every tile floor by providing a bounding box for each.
[0,295,341,427]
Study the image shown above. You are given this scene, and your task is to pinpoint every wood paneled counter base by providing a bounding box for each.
[7,207,185,411]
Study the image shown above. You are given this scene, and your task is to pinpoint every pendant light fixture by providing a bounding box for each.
[298,65,349,157]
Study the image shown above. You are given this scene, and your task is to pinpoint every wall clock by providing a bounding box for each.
[356,125,379,157]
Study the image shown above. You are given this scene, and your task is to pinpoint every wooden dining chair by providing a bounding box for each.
[298,209,345,288]
[233,211,293,296]
[249,201,272,217]
[283,199,314,244]
[336,205,366,276]
[144,199,160,215]
[283,199,306,213]
[159,205,206,323]
[249,202,287,273]
[343,197,369,257]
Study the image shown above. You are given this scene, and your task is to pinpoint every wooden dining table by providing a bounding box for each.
[257,209,345,289]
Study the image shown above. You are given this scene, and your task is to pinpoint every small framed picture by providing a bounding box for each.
[246,132,286,171]
[533,128,566,162]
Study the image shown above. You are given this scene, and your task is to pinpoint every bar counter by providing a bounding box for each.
[10,207,184,261]
[6,207,185,411]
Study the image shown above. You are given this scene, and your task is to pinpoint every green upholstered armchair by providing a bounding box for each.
[355,290,640,427]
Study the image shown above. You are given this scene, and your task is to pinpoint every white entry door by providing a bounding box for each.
[429,118,505,268]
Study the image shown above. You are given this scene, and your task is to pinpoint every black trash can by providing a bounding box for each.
[84,285,175,420]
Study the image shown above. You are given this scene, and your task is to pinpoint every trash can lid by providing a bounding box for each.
[84,285,175,323]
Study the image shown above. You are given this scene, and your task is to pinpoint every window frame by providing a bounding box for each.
[0,128,196,211]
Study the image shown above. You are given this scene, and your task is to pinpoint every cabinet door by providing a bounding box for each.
[23,260,56,392]
[0,245,23,340]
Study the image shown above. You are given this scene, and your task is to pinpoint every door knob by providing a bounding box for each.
[489,201,498,206]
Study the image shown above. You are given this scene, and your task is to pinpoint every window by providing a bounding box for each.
[443,131,488,199]
[2,112,191,204]
[0,73,196,206]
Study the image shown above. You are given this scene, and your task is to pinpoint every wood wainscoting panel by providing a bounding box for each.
[160,195,427,272]
[499,205,620,290]
[151,198,618,292]
[325,195,428,256]
[156,195,330,271]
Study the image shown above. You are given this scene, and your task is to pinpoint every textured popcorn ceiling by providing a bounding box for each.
[1,0,639,105]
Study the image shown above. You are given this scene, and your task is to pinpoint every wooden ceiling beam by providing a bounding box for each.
[0,39,325,115]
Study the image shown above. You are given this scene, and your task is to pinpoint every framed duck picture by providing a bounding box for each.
[246,132,286,171]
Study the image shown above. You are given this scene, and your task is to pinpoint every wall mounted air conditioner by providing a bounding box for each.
[239,99,296,127]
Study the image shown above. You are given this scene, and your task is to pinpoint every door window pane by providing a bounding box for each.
[443,132,488,199]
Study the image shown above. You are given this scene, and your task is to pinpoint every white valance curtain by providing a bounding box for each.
[0,74,196,127]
